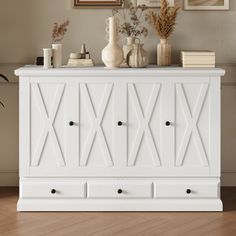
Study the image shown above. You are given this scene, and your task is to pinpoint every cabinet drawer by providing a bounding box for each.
[88,182,153,199]
[154,182,219,199]
[21,182,86,198]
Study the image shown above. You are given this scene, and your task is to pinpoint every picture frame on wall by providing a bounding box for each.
[137,0,174,8]
[73,0,123,8]
[184,0,229,10]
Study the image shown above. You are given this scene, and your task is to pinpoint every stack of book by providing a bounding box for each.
[67,58,94,67]
[67,44,95,67]
[181,51,215,68]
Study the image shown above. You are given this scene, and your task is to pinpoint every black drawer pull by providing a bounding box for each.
[51,189,56,194]
[186,189,191,194]
[117,189,123,194]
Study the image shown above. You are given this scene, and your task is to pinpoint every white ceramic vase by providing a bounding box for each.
[157,39,171,66]
[52,43,62,68]
[127,43,148,68]
[102,17,123,68]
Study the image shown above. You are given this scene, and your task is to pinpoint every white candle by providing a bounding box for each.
[43,48,53,69]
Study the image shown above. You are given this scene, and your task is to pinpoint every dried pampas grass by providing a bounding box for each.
[147,0,179,39]
[52,20,70,43]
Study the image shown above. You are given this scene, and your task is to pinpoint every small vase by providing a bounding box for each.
[52,43,62,68]
[102,17,124,68]
[123,37,135,63]
[157,39,171,66]
[43,48,53,69]
[127,42,148,68]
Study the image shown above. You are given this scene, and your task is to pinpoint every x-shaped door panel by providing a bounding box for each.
[128,84,161,166]
[31,84,65,166]
[176,84,209,166]
[80,84,113,166]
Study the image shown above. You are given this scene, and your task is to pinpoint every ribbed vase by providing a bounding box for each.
[157,39,171,66]
[127,43,148,68]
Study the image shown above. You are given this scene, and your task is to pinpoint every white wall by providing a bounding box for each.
[0,0,236,186]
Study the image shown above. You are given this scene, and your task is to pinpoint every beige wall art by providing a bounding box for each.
[184,0,229,10]
[137,0,174,7]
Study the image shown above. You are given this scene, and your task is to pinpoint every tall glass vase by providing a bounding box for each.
[157,39,171,66]
[102,17,123,68]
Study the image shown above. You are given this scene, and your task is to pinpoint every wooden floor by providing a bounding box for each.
[0,188,236,236]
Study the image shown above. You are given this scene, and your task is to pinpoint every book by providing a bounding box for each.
[67,59,94,67]
[181,50,215,68]
[182,64,215,68]
[181,56,215,65]
[181,50,215,56]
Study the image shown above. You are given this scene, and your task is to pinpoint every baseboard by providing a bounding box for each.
[0,170,236,187]
[17,199,223,212]
[0,170,19,186]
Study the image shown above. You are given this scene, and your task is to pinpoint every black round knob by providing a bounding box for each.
[186,189,191,194]
[117,189,123,194]
[117,121,123,126]
[69,121,74,126]
[165,121,171,126]
[51,189,56,194]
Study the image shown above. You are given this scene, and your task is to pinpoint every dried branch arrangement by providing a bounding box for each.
[52,20,70,43]
[112,3,148,39]
[147,0,179,39]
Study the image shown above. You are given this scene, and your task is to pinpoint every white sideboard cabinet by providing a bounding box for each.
[15,66,225,211]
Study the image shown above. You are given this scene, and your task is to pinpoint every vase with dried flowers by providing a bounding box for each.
[51,20,70,68]
[112,3,148,65]
[147,0,179,66]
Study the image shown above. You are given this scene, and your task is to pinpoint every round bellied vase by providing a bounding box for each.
[127,41,148,68]
[102,17,124,68]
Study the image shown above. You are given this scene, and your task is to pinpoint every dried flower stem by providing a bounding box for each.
[52,20,70,43]
[112,3,148,39]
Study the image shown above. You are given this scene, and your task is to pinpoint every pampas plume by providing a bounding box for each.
[52,20,70,43]
[147,0,179,39]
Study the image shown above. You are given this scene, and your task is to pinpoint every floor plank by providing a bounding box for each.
[0,187,236,236]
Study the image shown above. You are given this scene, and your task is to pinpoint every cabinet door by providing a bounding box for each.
[125,82,165,175]
[25,79,69,176]
[174,79,216,176]
[78,82,115,168]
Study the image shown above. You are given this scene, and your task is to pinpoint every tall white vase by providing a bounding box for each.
[102,17,123,68]
[52,43,62,68]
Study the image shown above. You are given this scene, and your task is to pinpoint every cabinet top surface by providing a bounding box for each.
[15,65,225,77]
